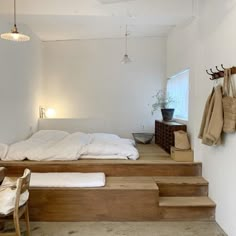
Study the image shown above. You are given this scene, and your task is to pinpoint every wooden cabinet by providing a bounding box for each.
[155,120,187,153]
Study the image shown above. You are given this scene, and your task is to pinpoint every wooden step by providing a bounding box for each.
[159,197,216,221]
[28,176,160,221]
[154,176,208,196]
[1,161,202,177]
[159,196,215,207]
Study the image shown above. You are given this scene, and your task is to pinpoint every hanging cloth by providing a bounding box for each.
[198,85,223,146]
[222,68,236,133]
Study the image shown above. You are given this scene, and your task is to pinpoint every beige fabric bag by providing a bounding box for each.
[174,130,191,150]
[222,69,236,133]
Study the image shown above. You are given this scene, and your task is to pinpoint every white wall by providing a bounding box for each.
[42,37,166,138]
[167,18,198,143]
[167,1,236,235]
[0,20,42,144]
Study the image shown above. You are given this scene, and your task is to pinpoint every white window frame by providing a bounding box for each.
[167,69,190,121]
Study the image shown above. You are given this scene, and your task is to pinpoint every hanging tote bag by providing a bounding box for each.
[222,68,236,133]
[174,130,191,150]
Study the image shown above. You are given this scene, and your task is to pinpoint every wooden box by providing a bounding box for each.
[171,147,193,162]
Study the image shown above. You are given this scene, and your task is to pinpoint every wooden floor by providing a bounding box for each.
[0,144,215,221]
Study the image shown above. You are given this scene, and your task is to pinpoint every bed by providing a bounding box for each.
[0,130,139,161]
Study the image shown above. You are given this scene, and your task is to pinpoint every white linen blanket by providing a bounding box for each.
[4,130,70,161]
[81,133,139,160]
[3,131,91,161]
[30,172,106,188]
[81,143,139,160]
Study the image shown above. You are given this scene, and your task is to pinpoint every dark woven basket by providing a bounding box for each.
[132,133,154,144]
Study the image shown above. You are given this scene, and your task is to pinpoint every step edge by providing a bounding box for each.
[159,197,216,208]
[156,182,209,186]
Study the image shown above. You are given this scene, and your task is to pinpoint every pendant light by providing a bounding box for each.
[121,25,132,64]
[1,0,30,42]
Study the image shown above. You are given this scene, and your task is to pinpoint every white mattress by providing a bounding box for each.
[80,155,128,160]
[0,131,139,161]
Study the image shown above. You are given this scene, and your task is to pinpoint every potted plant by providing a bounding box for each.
[152,89,175,121]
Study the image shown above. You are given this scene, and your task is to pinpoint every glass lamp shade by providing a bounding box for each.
[121,54,132,64]
[45,108,56,118]
[1,26,30,42]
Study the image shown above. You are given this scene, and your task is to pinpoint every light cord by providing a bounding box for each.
[14,0,16,26]
[125,25,128,54]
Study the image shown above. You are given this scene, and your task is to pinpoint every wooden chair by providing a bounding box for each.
[0,167,6,183]
[0,169,31,236]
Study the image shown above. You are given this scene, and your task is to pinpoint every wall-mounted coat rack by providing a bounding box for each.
[206,64,236,80]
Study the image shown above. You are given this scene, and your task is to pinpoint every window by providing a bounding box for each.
[167,69,189,120]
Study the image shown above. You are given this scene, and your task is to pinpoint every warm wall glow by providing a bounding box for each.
[45,108,56,118]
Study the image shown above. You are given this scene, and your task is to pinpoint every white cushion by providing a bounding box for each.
[30,172,106,188]
[0,177,29,215]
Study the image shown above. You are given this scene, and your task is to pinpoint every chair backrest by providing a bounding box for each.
[14,169,31,212]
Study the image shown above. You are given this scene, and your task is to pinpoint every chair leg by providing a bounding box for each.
[24,205,30,236]
[0,222,4,231]
[13,214,21,236]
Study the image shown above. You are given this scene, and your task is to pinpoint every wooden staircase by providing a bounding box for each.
[155,176,215,221]
[0,144,216,222]
[154,176,209,196]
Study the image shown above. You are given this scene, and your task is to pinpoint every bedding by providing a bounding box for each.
[81,143,138,160]
[32,132,92,161]
[5,130,69,161]
[0,131,139,161]
[81,133,138,160]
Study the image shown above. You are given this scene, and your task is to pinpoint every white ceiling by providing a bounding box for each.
[0,0,195,41]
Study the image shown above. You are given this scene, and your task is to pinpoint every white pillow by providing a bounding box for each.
[90,133,121,143]
[30,130,69,142]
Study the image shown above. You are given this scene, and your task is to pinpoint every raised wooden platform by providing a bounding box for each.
[0,145,202,177]
[0,144,215,221]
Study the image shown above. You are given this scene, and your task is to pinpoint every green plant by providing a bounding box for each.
[151,89,174,115]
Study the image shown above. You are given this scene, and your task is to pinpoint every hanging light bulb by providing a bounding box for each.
[1,0,30,42]
[121,25,132,64]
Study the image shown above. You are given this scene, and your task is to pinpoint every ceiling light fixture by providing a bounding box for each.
[1,0,30,42]
[121,25,132,64]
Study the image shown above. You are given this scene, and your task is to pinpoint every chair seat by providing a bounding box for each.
[0,169,31,236]
[0,187,29,216]
[0,204,27,219]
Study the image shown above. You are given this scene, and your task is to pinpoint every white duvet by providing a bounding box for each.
[0,130,139,161]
